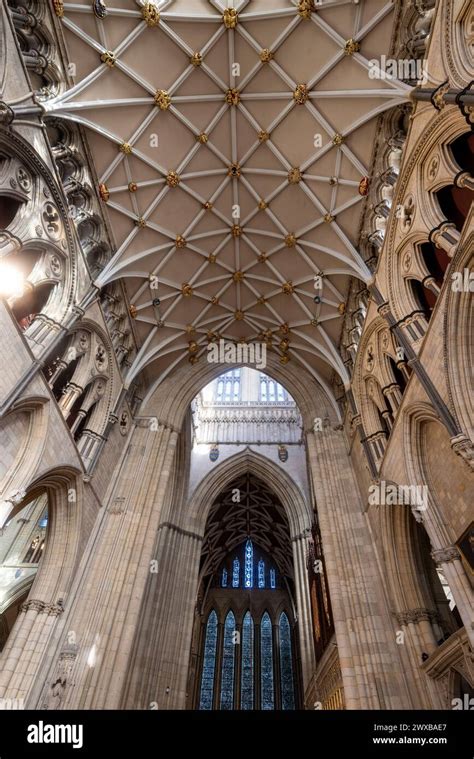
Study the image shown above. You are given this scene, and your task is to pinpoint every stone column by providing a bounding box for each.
[37,420,179,709]
[272,620,281,710]
[306,424,412,709]
[292,534,316,691]
[393,609,444,709]
[123,523,203,710]
[431,547,474,648]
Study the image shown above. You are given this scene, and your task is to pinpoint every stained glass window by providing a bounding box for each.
[258,559,265,588]
[259,374,288,403]
[220,611,236,710]
[269,380,276,401]
[260,612,274,710]
[232,558,240,588]
[222,567,228,587]
[199,610,218,710]
[279,612,295,710]
[270,568,276,589]
[244,539,253,588]
[241,612,254,710]
[216,370,241,402]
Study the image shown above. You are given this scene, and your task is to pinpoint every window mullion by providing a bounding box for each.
[254,620,261,710]
[273,619,282,710]
[234,616,242,710]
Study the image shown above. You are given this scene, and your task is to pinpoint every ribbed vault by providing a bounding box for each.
[48,0,410,394]
[200,472,293,581]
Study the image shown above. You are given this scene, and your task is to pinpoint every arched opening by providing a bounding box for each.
[420,241,450,288]
[436,185,473,232]
[0,494,48,653]
[449,131,474,176]
[0,196,21,229]
[11,282,55,331]
[6,248,60,332]
[0,156,24,228]
[192,476,301,711]
[185,367,318,710]
[410,277,437,321]
[414,519,463,645]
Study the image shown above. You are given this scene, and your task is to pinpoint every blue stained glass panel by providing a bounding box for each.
[270,568,276,589]
[244,539,253,588]
[232,558,240,587]
[258,559,265,588]
[221,567,228,587]
[220,611,236,710]
[279,612,295,710]
[260,612,274,710]
[199,610,218,710]
[241,612,254,710]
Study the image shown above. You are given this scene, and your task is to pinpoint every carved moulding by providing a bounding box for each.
[422,628,474,708]
[0,127,78,321]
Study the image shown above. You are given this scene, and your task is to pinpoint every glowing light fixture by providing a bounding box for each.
[0,262,25,299]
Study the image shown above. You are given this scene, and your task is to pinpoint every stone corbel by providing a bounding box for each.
[450,434,474,471]
[0,102,15,125]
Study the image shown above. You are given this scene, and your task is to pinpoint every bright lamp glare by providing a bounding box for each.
[0,262,25,298]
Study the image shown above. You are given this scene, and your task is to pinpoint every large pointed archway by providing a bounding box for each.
[190,472,302,710]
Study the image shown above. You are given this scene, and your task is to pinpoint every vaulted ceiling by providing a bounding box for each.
[49,0,410,397]
[200,472,293,581]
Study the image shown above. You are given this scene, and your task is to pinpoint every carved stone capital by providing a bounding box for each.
[395,607,439,625]
[450,434,474,471]
[0,102,15,125]
[71,304,86,318]
[20,599,64,616]
[20,599,46,614]
[377,301,391,318]
[431,546,459,565]
[47,603,65,617]
[59,642,78,660]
